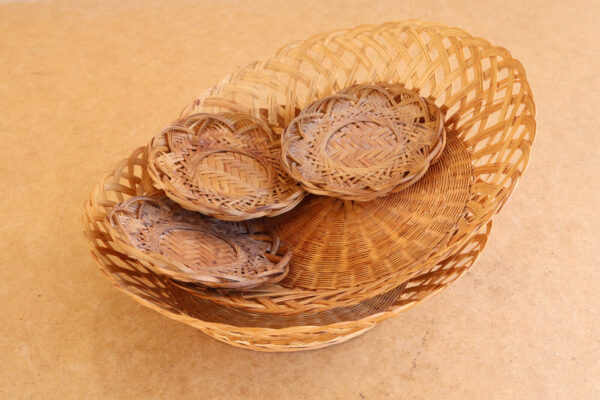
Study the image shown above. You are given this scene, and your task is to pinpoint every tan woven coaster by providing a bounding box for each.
[267,132,471,290]
[148,113,305,221]
[281,84,446,201]
[106,195,291,289]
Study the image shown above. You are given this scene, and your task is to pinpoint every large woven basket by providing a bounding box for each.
[105,195,291,289]
[82,147,491,350]
[171,20,535,316]
[83,20,535,351]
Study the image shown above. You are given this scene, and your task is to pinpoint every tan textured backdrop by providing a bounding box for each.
[1,0,599,399]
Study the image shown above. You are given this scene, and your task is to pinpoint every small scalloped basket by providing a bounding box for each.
[83,20,535,352]
[148,113,305,221]
[105,195,291,289]
[281,84,446,201]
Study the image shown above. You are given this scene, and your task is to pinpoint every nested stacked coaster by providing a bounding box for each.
[281,84,446,201]
[83,20,536,352]
[106,195,290,289]
[148,113,305,221]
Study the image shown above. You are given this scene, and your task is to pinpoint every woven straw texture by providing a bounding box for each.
[106,195,290,289]
[281,84,446,200]
[171,283,405,329]
[82,146,491,350]
[148,113,305,221]
[268,132,471,289]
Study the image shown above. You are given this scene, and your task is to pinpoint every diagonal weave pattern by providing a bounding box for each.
[281,84,446,200]
[170,282,405,329]
[106,193,291,289]
[148,113,305,221]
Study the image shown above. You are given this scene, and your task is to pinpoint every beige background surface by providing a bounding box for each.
[1,0,599,399]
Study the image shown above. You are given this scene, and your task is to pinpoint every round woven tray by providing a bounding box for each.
[105,195,290,289]
[269,132,470,290]
[84,175,491,350]
[281,84,446,201]
[148,113,305,221]
[92,142,474,314]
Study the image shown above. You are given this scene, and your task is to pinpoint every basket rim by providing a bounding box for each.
[181,19,536,120]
